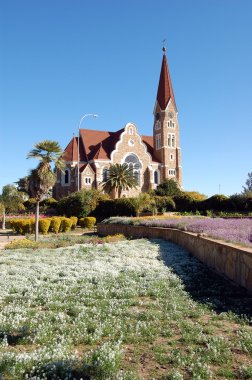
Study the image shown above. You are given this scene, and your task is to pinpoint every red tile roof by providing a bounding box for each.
[79,128,124,160]
[63,136,78,161]
[157,52,177,111]
[63,129,160,164]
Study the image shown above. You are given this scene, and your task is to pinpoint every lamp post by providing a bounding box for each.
[77,113,99,191]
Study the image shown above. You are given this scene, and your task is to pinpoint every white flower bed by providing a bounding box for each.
[0,239,251,379]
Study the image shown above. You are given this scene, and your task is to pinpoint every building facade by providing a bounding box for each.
[54,48,182,199]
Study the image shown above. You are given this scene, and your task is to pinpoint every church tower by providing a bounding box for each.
[153,47,182,187]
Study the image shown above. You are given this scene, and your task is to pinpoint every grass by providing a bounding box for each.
[0,238,251,379]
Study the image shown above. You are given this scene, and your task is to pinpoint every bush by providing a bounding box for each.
[200,194,229,212]
[5,238,38,250]
[57,190,107,218]
[49,216,62,234]
[70,216,78,230]
[79,217,96,229]
[60,217,73,232]
[173,194,199,212]
[9,218,33,235]
[39,218,51,234]
[153,196,176,212]
[91,199,135,221]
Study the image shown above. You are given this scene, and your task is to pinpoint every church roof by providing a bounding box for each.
[63,128,161,164]
[157,49,177,111]
[63,136,78,161]
[79,128,124,160]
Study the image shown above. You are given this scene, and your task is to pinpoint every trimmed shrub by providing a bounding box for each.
[50,216,62,234]
[9,218,33,235]
[39,218,51,234]
[70,216,78,230]
[79,217,96,229]
[60,217,73,232]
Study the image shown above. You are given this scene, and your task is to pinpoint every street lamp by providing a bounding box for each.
[77,113,99,191]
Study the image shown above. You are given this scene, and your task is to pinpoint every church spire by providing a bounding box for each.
[156,47,177,111]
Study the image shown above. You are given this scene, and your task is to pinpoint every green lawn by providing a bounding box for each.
[0,238,251,379]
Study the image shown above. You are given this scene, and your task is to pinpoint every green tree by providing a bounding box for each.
[27,140,63,241]
[243,172,252,195]
[102,163,137,198]
[155,179,181,197]
[0,185,25,230]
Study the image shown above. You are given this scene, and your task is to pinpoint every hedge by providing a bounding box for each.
[79,217,96,229]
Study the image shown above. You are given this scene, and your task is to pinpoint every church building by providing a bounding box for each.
[54,47,182,199]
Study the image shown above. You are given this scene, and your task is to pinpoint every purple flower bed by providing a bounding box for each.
[137,217,252,247]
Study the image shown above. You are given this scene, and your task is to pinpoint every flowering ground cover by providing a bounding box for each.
[0,239,252,379]
[106,216,252,248]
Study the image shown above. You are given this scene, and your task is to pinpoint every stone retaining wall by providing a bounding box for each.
[97,223,252,292]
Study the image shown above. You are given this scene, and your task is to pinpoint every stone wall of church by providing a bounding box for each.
[110,123,154,197]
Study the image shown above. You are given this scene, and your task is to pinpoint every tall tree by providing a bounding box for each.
[27,140,63,241]
[243,172,252,195]
[0,185,25,230]
[102,163,137,198]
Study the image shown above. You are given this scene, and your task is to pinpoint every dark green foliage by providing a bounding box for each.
[173,194,199,212]
[153,196,176,212]
[155,179,181,197]
[91,198,135,221]
[57,190,104,218]
[200,194,229,212]
[227,194,252,212]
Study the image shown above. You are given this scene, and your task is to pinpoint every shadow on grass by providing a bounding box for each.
[157,239,252,318]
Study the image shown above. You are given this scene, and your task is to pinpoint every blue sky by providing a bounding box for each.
[1,0,252,197]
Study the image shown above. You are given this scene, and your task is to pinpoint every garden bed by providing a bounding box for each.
[0,239,252,379]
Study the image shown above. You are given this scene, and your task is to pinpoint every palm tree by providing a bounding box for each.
[102,163,138,198]
[27,140,63,241]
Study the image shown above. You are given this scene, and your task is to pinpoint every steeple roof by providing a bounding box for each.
[156,48,177,111]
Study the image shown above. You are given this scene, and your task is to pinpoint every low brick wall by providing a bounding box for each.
[97,223,252,292]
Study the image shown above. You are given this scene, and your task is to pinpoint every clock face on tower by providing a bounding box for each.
[168,112,174,119]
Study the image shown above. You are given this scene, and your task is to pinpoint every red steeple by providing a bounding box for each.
[156,47,177,111]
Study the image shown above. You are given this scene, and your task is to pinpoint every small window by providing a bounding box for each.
[129,127,133,135]
[155,134,161,149]
[170,154,174,161]
[85,177,92,184]
[167,120,175,128]
[168,169,176,176]
[154,170,159,185]
[155,121,161,130]
[103,168,109,182]
[64,169,69,184]
[168,133,176,148]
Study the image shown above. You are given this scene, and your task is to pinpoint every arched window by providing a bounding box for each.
[154,170,159,185]
[129,127,133,135]
[124,154,142,186]
[102,167,109,182]
[64,169,70,184]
